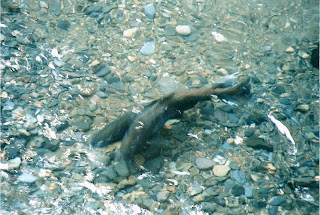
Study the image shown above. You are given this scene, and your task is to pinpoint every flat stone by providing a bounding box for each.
[114,158,129,177]
[144,4,156,20]
[246,135,273,152]
[231,170,247,184]
[268,196,286,206]
[18,173,37,183]
[157,191,170,202]
[195,157,215,170]
[213,165,230,177]
[140,40,155,56]
[57,19,70,31]
[187,182,203,196]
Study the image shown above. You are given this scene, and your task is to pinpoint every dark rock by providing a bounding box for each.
[246,135,273,152]
[231,184,245,196]
[144,156,164,173]
[272,85,285,94]
[268,206,278,215]
[71,116,93,131]
[183,33,199,42]
[279,97,291,105]
[55,121,69,132]
[311,45,319,68]
[57,19,70,31]
[44,139,60,151]
[244,129,255,137]
[200,202,216,213]
[5,146,20,159]
[84,6,102,15]
[252,200,267,208]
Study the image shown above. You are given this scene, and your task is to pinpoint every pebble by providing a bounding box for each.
[211,32,228,42]
[114,158,129,177]
[140,40,155,56]
[117,177,137,189]
[158,76,179,94]
[144,4,156,20]
[231,170,247,184]
[195,157,215,170]
[0,33,5,41]
[213,165,230,177]
[175,25,191,36]
[157,190,170,202]
[3,100,15,111]
[187,182,203,196]
[246,135,273,152]
[18,173,37,183]
[57,19,70,31]
[7,157,21,169]
[285,47,295,53]
[123,28,138,38]
[268,196,286,206]
[295,104,309,112]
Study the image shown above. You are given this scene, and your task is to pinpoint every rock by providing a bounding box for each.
[183,33,198,42]
[2,100,14,111]
[311,45,319,68]
[57,19,70,31]
[231,170,247,184]
[195,157,215,170]
[5,147,20,159]
[50,2,61,15]
[157,190,170,202]
[18,173,37,183]
[187,182,203,196]
[72,116,93,131]
[144,156,164,173]
[268,196,286,206]
[211,32,228,42]
[285,47,295,53]
[231,184,245,196]
[144,4,156,20]
[117,177,137,189]
[244,186,253,198]
[246,135,273,152]
[175,25,191,36]
[7,157,21,169]
[213,165,230,177]
[140,40,155,56]
[295,104,310,112]
[158,76,179,94]
[123,28,138,38]
[114,158,129,177]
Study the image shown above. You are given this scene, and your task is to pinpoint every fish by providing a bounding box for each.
[91,77,250,160]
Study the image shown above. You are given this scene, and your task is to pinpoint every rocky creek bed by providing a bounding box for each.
[0,0,319,214]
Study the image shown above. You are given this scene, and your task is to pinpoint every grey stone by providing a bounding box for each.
[7,157,21,170]
[231,170,246,184]
[114,158,129,177]
[187,182,203,196]
[195,157,215,170]
[231,184,245,196]
[140,40,155,56]
[144,4,156,20]
[213,165,230,177]
[268,196,286,206]
[157,191,170,202]
[57,19,70,31]
[3,100,14,111]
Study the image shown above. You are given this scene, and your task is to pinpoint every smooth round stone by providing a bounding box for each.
[18,173,37,183]
[57,19,70,31]
[213,165,230,177]
[157,190,170,202]
[295,104,309,112]
[123,28,138,38]
[140,40,155,56]
[175,25,191,36]
[195,157,215,170]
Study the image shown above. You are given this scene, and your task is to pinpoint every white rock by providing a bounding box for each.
[285,47,295,53]
[18,173,37,183]
[211,32,228,42]
[123,28,138,38]
[0,33,5,41]
[3,100,14,111]
[175,25,191,36]
[213,165,230,176]
[8,157,21,170]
